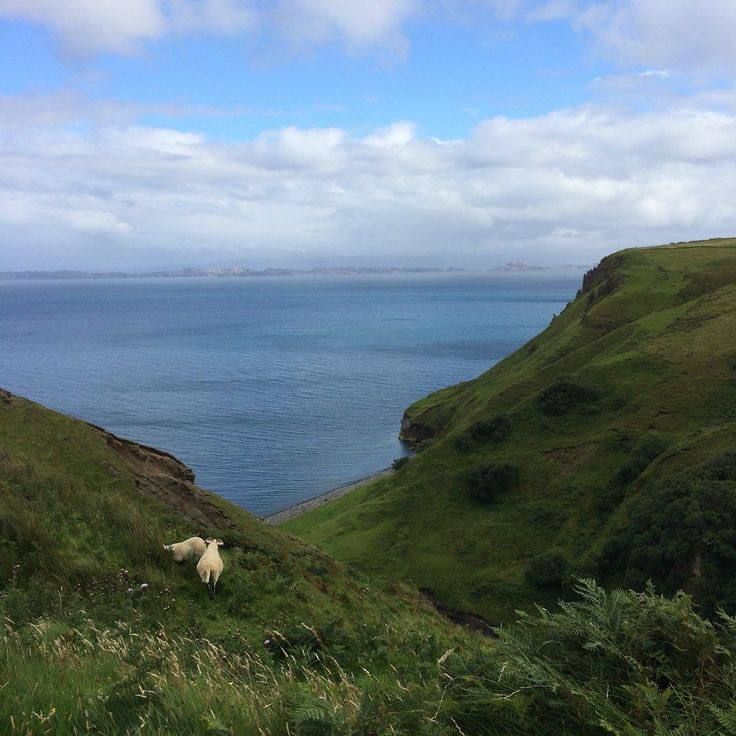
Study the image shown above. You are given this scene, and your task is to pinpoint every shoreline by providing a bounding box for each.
[263,468,393,526]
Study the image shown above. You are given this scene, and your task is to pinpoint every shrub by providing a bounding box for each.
[597,484,626,512]
[603,453,736,616]
[537,377,600,416]
[440,579,736,735]
[467,463,519,503]
[611,434,668,487]
[469,414,512,442]
[524,553,569,589]
[455,414,512,452]
[454,435,474,452]
[391,456,410,471]
[414,438,435,453]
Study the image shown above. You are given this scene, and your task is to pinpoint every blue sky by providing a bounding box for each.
[0,1,735,270]
[0,10,599,138]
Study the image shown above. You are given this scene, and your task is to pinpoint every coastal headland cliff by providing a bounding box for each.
[287,237,736,624]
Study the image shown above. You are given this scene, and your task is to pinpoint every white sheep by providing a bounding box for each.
[196,538,224,598]
[163,536,206,563]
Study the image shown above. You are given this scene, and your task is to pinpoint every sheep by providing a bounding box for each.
[196,538,224,598]
[163,536,206,563]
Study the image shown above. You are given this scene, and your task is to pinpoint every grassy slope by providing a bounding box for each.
[285,238,736,623]
[0,390,479,733]
[0,388,467,643]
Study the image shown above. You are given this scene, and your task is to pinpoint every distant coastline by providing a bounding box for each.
[0,263,589,281]
[0,266,465,281]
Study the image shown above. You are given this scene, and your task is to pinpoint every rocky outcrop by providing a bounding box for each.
[399,411,437,446]
[0,389,205,515]
[579,254,624,296]
[86,423,240,531]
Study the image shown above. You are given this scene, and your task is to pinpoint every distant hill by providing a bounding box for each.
[286,237,736,623]
[0,266,465,280]
[492,261,547,271]
[491,261,589,272]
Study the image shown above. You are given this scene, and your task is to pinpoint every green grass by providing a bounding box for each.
[286,238,736,623]
[6,580,736,735]
[0,390,480,733]
[11,388,733,735]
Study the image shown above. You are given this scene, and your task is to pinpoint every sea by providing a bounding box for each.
[0,272,581,515]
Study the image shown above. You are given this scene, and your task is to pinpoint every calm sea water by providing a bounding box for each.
[0,273,580,515]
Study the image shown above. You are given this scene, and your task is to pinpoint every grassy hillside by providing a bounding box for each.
[0,389,479,733]
[285,238,736,624]
[6,279,736,733]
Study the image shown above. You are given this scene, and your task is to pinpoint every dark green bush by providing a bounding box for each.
[604,453,736,615]
[701,452,736,481]
[611,434,668,487]
[599,434,669,511]
[470,414,512,442]
[454,435,474,452]
[455,414,512,452]
[414,438,435,453]
[537,377,600,416]
[440,580,736,735]
[597,484,626,512]
[524,553,569,589]
[391,456,410,471]
[468,464,519,503]
[614,459,647,486]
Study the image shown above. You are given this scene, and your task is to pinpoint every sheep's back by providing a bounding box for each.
[197,547,222,574]
[185,537,207,557]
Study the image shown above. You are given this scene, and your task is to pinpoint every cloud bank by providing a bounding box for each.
[2,0,735,75]
[2,94,735,269]
[0,0,416,56]
[2,2,735,269]
[578,0,736,74]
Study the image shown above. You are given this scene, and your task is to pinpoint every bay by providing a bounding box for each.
[0,272,580,515]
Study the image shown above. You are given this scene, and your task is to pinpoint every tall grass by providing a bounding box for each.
[0,616,454,736]
[440,580,736,735]
[0,619,360,735]
[4,582,736,734]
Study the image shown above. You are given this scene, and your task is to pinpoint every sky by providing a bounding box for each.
[1,1,735,271]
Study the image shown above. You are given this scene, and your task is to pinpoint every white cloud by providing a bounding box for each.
[578,0,736,74]
[273,0,417,51]
[0,0,166,55]
[524,0,579,22]
[0,0,416,56]
[435,2,736,77]
[166,0,256,36]
[363,121,416,148]
[2,0,734,78]
[637,70,671,79]
[2,93,736,269]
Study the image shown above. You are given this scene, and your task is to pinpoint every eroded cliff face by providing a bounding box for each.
[89,423,239,531]
[1,387,238,532]
[399,411,437,446]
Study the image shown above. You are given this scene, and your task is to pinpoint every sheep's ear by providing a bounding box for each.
[217,540,224,546]
[205,538,213,544]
